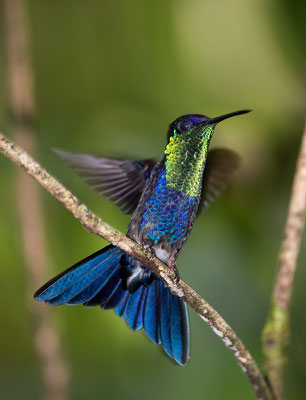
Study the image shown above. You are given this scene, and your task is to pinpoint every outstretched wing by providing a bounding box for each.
[54,149,156,214]
[199,148,241,213]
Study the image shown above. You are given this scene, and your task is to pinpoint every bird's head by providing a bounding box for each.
[164,110,250,196]
[166,110,251,146]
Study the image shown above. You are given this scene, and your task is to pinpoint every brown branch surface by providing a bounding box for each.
[262,122,306,399]
[0,132,274,400]
[2,1,69,399]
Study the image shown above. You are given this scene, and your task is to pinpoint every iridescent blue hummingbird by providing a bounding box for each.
[35,110,250,365]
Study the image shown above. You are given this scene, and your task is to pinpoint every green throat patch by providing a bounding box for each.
[164,125,215,197]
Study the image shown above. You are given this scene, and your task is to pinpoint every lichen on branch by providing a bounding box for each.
[262,122,306,399]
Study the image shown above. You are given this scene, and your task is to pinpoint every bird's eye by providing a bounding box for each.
[178,120,192,131]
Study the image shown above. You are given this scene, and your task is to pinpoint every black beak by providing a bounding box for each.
[207,109,251,125]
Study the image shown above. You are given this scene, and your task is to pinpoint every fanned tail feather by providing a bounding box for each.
[34,246,190,366]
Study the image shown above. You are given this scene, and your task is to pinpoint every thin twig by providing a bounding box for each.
[262,122,306,399]
[0,132,274,400]
[2,1,69,399]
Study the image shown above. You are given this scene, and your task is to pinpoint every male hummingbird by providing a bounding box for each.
[35,109,250,365]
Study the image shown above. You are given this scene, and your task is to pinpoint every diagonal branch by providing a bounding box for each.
[0,132,274,400]
[262,121,306,399]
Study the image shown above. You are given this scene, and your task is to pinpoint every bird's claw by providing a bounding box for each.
[169,264,180,284]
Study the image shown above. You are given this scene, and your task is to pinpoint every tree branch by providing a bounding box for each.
[2,1,68,399]
[0,132,274,400]
[262,122,306,399]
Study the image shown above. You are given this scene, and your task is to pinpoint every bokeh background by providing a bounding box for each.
[0,1,305,399]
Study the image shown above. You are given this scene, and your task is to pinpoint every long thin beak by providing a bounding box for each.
[207,109,251,125]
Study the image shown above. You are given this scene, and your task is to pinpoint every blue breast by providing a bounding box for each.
[140,166,196,244]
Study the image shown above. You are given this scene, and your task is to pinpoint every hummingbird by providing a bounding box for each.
[34,109,250,366]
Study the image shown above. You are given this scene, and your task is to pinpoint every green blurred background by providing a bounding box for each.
[0,0,305,399]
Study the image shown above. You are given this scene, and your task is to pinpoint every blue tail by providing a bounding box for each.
[34,245,190,366]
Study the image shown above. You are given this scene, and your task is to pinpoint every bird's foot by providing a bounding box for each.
[171,266,180,284]
[168,258,180,284]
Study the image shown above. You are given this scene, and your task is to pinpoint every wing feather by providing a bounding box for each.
[199,148,240,213]
[54,148,156,214]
